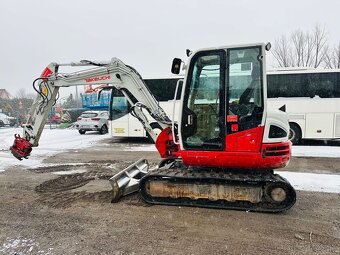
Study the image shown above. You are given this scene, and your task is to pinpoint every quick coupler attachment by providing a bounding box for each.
[10,134,33,161]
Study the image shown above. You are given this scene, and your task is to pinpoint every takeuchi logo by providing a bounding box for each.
[85,75,111,83]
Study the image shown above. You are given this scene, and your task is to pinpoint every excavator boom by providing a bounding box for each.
[10,58,176,160]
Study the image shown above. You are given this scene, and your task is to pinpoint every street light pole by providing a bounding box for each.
[75,86,79,108]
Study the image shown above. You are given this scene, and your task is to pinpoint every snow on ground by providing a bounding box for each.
[276,171,340,193]
[0,236,53,255]
[123,144,157,152]
[0,127,109,171]
[292,145,340,157]
[52,169,87,175]
[1,127,340,193]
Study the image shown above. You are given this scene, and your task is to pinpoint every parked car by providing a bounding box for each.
[0,113,15,127]
[75,110,109,135]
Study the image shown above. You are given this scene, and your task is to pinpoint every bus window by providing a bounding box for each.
[267,75,276,98]
[311,73,335,98]
[335,73,340,97]
[144,78,183,101]
[268,73,315,98]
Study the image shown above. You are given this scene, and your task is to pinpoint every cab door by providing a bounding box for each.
[225,46,265,152]
[180,50,226,151]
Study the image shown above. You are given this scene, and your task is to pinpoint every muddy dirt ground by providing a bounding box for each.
[0,138,339,255]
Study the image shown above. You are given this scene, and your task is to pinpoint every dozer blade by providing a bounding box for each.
[109,158,149,202]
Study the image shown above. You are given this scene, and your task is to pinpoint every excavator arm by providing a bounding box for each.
[10,58,176,160]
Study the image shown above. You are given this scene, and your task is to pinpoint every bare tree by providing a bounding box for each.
[16,88,27,99]
[272,24,330,68]
[26,92,36,100]
[272,35,292,67]
[61,94,80,109]
[313,25,328,68]
[334,43,340,68]
[291,29,305,67]
[15,88,36,100]
[324,43,340,69]
[304,33,315,67]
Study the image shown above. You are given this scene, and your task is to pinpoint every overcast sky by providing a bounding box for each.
[0,0,339,98]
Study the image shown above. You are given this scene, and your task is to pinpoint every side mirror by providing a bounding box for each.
[171,58,182,74]
[265,42,271,51]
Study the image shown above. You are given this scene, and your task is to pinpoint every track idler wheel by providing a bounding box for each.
[264,182,293,205]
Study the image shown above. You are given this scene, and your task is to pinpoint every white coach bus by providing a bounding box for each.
[108,77,183,139]
[267,69,340,144]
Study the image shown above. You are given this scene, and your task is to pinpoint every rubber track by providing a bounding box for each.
[139,164,296,213]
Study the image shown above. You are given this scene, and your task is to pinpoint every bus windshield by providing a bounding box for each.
[109,89,129,121]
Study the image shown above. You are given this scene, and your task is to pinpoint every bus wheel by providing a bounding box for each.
[289,123,301,145]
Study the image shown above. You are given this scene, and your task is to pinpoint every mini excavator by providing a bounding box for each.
[10,43,296,212]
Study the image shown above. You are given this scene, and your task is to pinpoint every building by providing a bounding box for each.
[0,89,11,99]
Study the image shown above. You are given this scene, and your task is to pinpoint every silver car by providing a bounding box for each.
[0,113,15,127]
[76,111,109,135]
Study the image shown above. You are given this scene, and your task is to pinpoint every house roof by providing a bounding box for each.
[0,89,11,99]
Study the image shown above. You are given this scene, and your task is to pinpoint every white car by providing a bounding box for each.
[76,110,109,135]
[0,113,15,127]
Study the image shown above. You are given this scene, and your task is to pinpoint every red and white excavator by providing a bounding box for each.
[10,43,296,212]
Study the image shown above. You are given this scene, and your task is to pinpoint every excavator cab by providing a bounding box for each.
[173,44,273,168]
[183,46,263,143]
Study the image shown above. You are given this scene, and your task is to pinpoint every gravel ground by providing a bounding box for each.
[0,137,339,255]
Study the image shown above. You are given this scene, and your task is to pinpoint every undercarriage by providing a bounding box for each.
[110,159,296,213]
